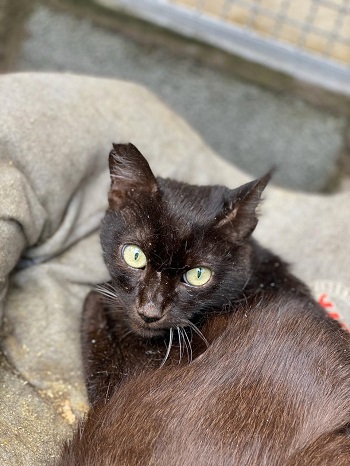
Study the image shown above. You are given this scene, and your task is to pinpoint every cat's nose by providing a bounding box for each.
[138,305,162,323]
[139,313,161,324]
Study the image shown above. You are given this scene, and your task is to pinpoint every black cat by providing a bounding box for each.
[58,143,350,465]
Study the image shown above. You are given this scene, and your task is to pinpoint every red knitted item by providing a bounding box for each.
[318,293,350,332]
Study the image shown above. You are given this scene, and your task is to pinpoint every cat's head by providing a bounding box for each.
[100,143,270,338]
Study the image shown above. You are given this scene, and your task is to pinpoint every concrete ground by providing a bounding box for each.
[2,0,350,192]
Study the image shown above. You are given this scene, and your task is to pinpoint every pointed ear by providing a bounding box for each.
[107,143,158,210]
[215,172,271,240]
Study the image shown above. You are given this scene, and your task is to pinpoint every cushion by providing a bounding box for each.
[0,72,349,464]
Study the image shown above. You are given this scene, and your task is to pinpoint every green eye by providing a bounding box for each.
[183,267,212,286]
[122,245,147,269]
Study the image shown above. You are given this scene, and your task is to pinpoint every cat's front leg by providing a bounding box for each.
[81,287,171,405]
[81,289,121,405]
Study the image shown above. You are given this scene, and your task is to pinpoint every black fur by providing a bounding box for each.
[57,143,350,466]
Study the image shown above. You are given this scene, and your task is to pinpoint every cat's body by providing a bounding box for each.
[62,294,350,465]
[59,143,350,465]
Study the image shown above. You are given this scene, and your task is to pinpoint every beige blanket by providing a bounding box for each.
[0,72,349,465]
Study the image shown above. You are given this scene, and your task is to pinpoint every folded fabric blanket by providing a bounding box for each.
[0,72,349,465]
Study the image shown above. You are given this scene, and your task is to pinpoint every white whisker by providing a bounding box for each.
[177,327,182,365]
[105,380,112,405]
[179,328,187,362]
[187,321,209,348]
[95,285,118,300]
[160,328,173,368]
[120,329,134,341]
[242,270,254,292]
[179,328,188,363]
[182,328,193,363]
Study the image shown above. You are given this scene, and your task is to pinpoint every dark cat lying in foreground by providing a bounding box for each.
[59,143,350,465]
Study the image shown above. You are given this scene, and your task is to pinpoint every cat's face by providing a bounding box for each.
[100,143,269,338]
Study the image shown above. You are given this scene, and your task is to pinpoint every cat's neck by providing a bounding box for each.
[243,239,310,298]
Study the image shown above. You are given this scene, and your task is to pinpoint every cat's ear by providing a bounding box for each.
[215,172,271,240]
[108,143,158,210]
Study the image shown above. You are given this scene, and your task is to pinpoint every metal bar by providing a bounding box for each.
[298,0,340,51]
[318,0,350,14]
[246,0,262,28]
[323,0,348,56]
[221,0,235,20]
[195,0,206,14]
[219,0,350,44]
[272,0,293,38]
[96,0,350,95]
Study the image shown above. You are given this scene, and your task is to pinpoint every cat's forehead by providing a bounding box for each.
[157,178,228,223]
[118,180,225,263]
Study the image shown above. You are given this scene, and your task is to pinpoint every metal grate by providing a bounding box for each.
[171,0,350,63]
[97,0,350,94]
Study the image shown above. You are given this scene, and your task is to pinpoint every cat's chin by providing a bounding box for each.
[136,327,166,339]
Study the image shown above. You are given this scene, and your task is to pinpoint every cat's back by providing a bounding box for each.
[60,294,350,466]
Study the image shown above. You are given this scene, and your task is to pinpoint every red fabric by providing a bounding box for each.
[318,293,349,332]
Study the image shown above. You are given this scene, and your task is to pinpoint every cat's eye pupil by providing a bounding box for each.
[134,252,139,260]
[183,266,212,287]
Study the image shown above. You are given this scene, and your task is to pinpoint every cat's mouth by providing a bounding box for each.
[130,318,168,339]
[138,327,165,338]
